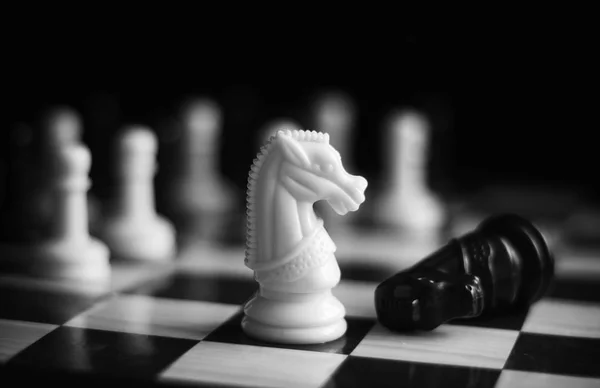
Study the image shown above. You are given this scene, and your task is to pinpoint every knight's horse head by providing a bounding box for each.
[277,129,368,215]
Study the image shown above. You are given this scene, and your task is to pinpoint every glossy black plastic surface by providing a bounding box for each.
[375,213,555,331]
[376,269,484,331]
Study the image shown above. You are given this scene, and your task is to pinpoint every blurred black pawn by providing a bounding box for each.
[375,213,555,332]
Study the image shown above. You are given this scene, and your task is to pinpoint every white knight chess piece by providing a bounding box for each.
[242,129,368,344]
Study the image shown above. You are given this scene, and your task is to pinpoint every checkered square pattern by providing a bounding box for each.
[1,239,600,388]
[161,341,348,388]
[6,326,198,378]
[0,319,57,362]
[521,298,600,338]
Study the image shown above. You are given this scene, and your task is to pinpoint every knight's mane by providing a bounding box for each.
[245,129,329,264]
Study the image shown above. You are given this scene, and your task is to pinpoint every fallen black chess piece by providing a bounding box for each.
[375,213,555,331]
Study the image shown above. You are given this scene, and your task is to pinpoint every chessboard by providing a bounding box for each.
[1,205,599,388]
[1,83,600,388]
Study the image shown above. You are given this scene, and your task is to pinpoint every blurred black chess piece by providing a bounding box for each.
[375,213,555,331]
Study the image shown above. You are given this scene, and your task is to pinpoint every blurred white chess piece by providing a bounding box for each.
[37,106,101,230]
[166,98,238,242]
[375,109,446,235]
[30,143,110,282]
[311,91,359,235]
[242,130,368,344]
[97,126,176,262]
[41,106,82,148]
[312,91,356,170]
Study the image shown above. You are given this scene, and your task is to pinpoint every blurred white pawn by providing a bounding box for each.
[30,143,110,282]
[375,109,446,235]
[41,106,82,149]
[38,107,101,228]
[311,91,356,169]
[167,98,237,240]
[311,91,359,234]
[98,126,176,261]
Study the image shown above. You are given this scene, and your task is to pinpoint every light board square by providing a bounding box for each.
[161,341,347,388]
[522,298,600,338]
[496,370,600,388]
[352,323,519,369]
[65,294,240,340]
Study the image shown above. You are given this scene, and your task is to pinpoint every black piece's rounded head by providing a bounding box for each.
[375,269,485,332]
[476,213,555,307]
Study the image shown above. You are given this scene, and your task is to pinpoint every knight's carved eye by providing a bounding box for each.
[324,164,334,172]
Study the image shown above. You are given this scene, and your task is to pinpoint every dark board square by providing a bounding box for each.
[127,271,257,305]
[339,262,397,283]
[0,366,207,388]
[548,278,600,303]
[6,326,198,379]
[324,356,500,388]
[204,311,375,355]
[505,332,600,378]
[0,281,105,324]
[448,306,530,331]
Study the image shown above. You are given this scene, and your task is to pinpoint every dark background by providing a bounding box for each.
[2,17,597,207]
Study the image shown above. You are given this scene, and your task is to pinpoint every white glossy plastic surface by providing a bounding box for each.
[99,126,176,261]
[375,109,446,232]
[242,129,368,344]
[33,143,111,281]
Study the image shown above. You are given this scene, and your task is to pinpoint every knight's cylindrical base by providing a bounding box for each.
[242,290,347,344]
[242,316,347,345]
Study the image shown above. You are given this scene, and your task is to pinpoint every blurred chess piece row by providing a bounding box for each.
[0,103,233,283]
[0,107,101,243]
[0,140,110,282]
[255,92,448,242]
[0,90,454,284]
